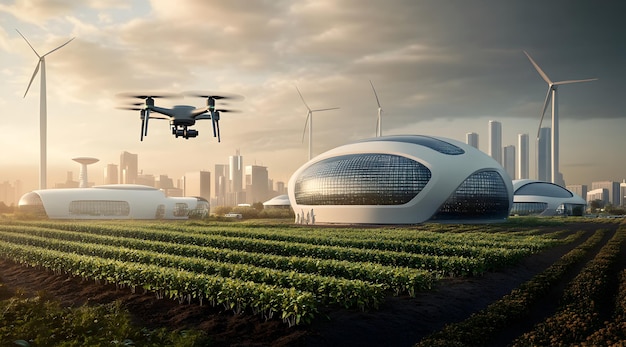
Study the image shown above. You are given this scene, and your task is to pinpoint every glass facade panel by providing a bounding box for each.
[556,203,585,216]
[431,171,510,220]
[18,192,47,217]
[515,182,573,198]
[356,135,465,155]
[173,203,189,217]
[69,200,130,216]
[295,154,431,205]
[510,202,549,216]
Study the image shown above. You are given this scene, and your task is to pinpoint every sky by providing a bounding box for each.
[1,0,625,195]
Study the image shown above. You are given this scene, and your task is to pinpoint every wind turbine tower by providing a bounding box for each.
[17,29,74,190]
[524,51,597,185]
[296,86,339,161]
[369,80,383,137]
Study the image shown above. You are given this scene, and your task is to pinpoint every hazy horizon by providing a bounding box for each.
[2,1,625,195]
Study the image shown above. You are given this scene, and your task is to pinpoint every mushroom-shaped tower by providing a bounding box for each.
[72,157,99,188]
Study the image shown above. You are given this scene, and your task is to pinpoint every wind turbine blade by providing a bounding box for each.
[369,80,381,107]
[524,50,552,84]
[295,85,311,111]
[301,112,310,143]
[311,107,339,112]
[23,62,41,98]
[537,87,552,139]
[15,29,41,57]
[553,78,598,85]
[42,37,75,57]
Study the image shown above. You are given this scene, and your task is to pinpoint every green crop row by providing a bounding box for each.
[132,223,554,269]
[512,225,626,346]
[14,220,556,251]
[7,222,486,276]
[0,224,432,296]
[0,230,384,310]
[581,269,626,346]
[0,240,318,327]
[415,229,601,347]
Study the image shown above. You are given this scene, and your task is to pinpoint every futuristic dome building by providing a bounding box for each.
[288,135,514,224]
[510,179,586,216]
[18,184,208,219]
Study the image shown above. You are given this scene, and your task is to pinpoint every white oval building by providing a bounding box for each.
[18,184,208,219]
[288,135,513,224]
[510,179,586,216]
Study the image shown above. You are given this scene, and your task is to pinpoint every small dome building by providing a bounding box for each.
[510,179,586,216]
[18,184,209,219]
[288,135,513,224]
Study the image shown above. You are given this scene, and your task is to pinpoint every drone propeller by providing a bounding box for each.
[115,92,181,100]
[183,91,244,101]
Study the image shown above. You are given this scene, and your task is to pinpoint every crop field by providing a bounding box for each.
[0,217,624,346]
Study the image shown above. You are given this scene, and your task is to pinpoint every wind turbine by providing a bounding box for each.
[296,86,339,161]
[369,80,383,137]
[523,50,597,185]
[17,29,74,190]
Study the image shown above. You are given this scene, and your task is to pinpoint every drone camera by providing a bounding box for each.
[175,128,198,139]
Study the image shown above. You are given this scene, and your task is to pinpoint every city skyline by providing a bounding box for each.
[1,1,625,193]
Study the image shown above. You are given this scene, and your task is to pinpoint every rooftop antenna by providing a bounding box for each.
[17,29,74,190]
[524,50,597,185]
[295,85,339,161]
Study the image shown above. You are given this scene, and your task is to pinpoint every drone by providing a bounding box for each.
[116,91,243,142]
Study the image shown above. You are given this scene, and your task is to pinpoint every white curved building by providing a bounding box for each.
[18,184,208,219]
[288,135,513,224]
[511,179,586,216]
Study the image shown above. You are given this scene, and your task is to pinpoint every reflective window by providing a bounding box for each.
[173,203,189,217]
[18,192,47,217]
[556,203,585,216]
[69,200,130,216]
[431,171,510,220]
[515,182,573,198]
[356,135,465,155]
[510,202,548,216]
[155,204,165,219]
[295,154,431,205]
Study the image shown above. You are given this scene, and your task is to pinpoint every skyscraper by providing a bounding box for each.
[104,164,119,185]
[245,165,269,204]
[488,121,502,165]
[517,134,529,180]
[503,145,516,179]
[537,128,551,181]
[214,164,228,206]
[183,171,211,201]
[591,181,620,206]
[120,151,138,184]
[466,132,479,149]
[228,150,245,205]
[229,150,243,193]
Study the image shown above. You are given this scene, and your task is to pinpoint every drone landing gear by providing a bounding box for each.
[172,125,198,139]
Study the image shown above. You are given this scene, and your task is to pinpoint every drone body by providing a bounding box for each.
[117,92,243,142]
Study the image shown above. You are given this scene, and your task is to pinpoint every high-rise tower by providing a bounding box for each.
[120,151,138,184]
[488,121,502,165]
[517,134,529,180]
[466,132,479,149]
[537,128,551,181]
